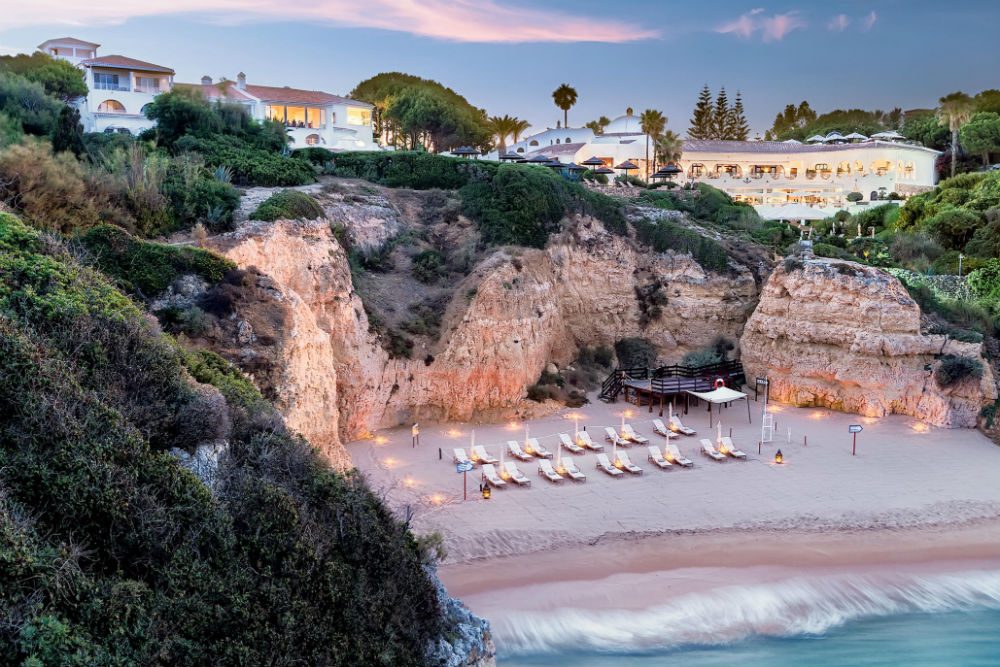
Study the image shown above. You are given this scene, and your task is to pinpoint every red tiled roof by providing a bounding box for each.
[243,83,371,108]
[81,55,174,74]
[174,82,256,102]
[39,37,100,48]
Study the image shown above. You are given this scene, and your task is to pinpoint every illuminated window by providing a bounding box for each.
[286,106,306,126]
[307,108,325,129]
[689,163,705,177]
[97,99,126,113]
[347,107,372,126]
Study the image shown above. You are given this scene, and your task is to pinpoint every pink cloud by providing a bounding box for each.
[5,0,659,44]
[861,10,878,31]
[717,9,806,42]
[828,14,850,32]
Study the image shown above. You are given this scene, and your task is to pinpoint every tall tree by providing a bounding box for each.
[938,91,976,177]
[552,83,578,129]
[688,84,714,140]
[639,109,666,178]
[655,130,683,166]
[511,117,531,144]
[960,112,1000,166]
[52,105,84,156]
[730,92,750,141]
[712,88,730,140]
[488,114,518,152]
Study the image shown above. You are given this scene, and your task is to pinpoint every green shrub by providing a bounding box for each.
[934,355,984,387]
[968,258,1000,308]
[847,191,864,202]
[176,134,316,186]
[813,243,852,259]
[411,249,446,283]
[928,208,983,249]
[250,189,325,221]
[783,256,804,272]
[614,337,657,368]
[632,217,729,273]
[79,224,235,297]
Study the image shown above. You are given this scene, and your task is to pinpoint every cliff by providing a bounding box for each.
[740,258,996,427]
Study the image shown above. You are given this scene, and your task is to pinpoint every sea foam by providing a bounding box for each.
[495,569,1000,655]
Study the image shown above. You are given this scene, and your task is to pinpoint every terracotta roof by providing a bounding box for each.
[39,37,100,48]
[174,82,256,102]
[81,55,174,74]
[682,139,938,155]
[242,83,372,108]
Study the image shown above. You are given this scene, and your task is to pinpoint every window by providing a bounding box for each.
[135,76,160,94]
[555,138,561,144]
[814,163,830,172]
[566,137,571,144]
[97,99,126,114]
[76,49,94,59]
[529,140,539,147]
[689,163,705,177]
[286,106,307,126]
[94,72,127,91]
[347,107,372,126]
[307,108,325,129]
[306,134,321,146]
[516,147,524,153]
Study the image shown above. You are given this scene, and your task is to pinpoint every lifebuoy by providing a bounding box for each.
[714,378,725,389]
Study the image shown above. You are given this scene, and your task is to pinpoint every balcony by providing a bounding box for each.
[94,82,130,92]
[134,85,161,94]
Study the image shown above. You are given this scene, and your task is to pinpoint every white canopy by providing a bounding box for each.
[806,135,826,143]
[756,203,829,221]
[871,130,905,140]
[687,386,752,427]
[844,132,869,140]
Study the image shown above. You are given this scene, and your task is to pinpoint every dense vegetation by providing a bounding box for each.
[0,212,442,664]
[250,189,325,222]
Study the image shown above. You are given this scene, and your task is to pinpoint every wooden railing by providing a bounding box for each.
[598,360,745,402]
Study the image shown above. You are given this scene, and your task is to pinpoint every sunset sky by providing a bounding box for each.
[3,0,998,135]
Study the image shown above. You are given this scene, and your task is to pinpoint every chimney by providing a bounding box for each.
[201,75,212,85]
[237,72,246,90]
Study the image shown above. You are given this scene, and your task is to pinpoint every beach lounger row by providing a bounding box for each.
[700,438,747,462]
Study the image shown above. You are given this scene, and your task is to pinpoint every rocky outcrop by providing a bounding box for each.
[209,215,759,463]
[741,258,996,427]
[425,566,496,667]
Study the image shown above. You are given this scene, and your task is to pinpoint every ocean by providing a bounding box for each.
[493,568,1000,667]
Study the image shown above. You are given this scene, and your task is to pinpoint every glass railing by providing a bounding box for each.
[94,82,129,91]
[134,86,161,94]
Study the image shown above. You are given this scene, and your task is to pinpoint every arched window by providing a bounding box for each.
[529,140,539,147]
[516,147,524,153]
[98,99,126,114]
[306,134,320,146]
[855,160,865,173]
[140,103,153,118]
[565,137,572,144]
[555,138,561,144]
[837,161,851,176]
[871,160,892,176]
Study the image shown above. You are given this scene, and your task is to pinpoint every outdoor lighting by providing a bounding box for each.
[403,477,417,488]
[482,486,491,500]
[374,435,389,446]
[505,421,520,431]
[383,457,397,468]
[447,428,462,438]
[911,422,929,433]
[774,449,784,464]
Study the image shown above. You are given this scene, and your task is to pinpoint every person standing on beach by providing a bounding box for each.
[412,423,420,448]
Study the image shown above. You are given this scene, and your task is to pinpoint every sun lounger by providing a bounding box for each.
[720,437,747,460]
[614,451,643,475]
[700,439,727,462]
[559,456,587,482]
[481,464,507,488]
[538,459,564,483]
[507,440,533,462]
[525,437,553,459]
[503,461,531,486]
[665,443,694,467]
[559,433,584,454]
[670,416,697,436]
[647,445,673,470]
[577,431,604,451]
[596,453,624,477]
[470,445,498,464]
[453,448,472,465]
[604,427,630,447]
[622,424,649,445]
[652,419,679,439]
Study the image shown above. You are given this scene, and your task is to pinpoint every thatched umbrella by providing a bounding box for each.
[581,156,605,168]
[615,160,639,181]
[498,151,522,161]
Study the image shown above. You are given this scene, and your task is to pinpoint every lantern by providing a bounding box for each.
[774,449,784,464]
[482,486,491,500]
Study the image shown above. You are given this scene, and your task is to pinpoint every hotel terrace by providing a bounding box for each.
[37,37,377,151]
[489,109,940,212]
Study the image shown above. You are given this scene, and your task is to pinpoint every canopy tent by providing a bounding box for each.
[687,386,751,427]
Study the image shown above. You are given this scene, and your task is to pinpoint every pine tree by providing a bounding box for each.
[730,91,750,141]
[688,84,714,139]
[712,87,730,140]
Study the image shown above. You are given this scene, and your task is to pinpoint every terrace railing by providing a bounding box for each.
[598,360,745,402]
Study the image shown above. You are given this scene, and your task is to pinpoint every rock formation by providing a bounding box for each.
[741,258,996,427]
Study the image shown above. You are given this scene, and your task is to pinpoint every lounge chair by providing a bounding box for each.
[503,461,531,486]
[670,416,697,436]
[577,431,604,451]
[453,448,472,465]
[525,437,553,459]
[559,433,584,454]
[559,456,587,482]
[507,440,533,462]
[481,464,507,488]
[700,439,727,462]
[614,451,643,475]
[596,453,624,477]
[647,445,673,470]
[604,427,630,447]
[538,459,564,483]
[665,443,694,467]
[720,437,747,460]
[622,424,649,445]
[470,445,498,464]
[652,419,679,439]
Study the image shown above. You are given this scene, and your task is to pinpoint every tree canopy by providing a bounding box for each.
[687,85,749,141]
[0,52,87,102]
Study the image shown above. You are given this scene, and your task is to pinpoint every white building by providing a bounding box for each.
[38,37,377,150]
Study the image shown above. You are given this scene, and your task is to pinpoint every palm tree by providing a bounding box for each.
[584,116,611,136]
[511,118,531,144]
[937,92,975,178]
[552,84,578,129]
[488,114,518,153]
[639,109,667,179]
[655,130,684,173]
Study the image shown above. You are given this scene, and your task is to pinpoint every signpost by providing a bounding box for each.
[848,424,863,456]
[456,461,473,499]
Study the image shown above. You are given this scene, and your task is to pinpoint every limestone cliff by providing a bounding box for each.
[740,258,996,427]
[209,214,758,464]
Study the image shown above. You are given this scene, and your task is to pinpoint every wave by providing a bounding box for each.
[495,569,1000,656]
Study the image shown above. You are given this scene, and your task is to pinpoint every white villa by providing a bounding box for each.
[491,108,940,210]
[38,37,377,151]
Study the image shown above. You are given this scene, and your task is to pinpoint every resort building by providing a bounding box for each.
[37,37,377,150]
[495,108,940,211]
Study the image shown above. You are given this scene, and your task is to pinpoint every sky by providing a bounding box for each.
[2,0,998,136]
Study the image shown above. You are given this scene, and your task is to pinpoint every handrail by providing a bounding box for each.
[599,360,745,402]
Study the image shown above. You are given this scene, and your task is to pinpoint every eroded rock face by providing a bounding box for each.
[740,258,996,427]
[210,216,759,464]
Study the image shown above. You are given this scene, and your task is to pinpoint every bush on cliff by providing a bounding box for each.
[0,212,442,664]
[631,217,729,273]
[934,354,984,387]
[250,189,325,221]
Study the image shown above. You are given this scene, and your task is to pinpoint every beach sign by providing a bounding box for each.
[849,424,862,456]
[456,461,474,473]
[848,424,863,433]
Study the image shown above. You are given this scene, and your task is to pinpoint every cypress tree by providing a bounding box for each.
[712,87,730,140]
[688,84,714,140]
[52,105,85,157]
[730,91,750,141]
